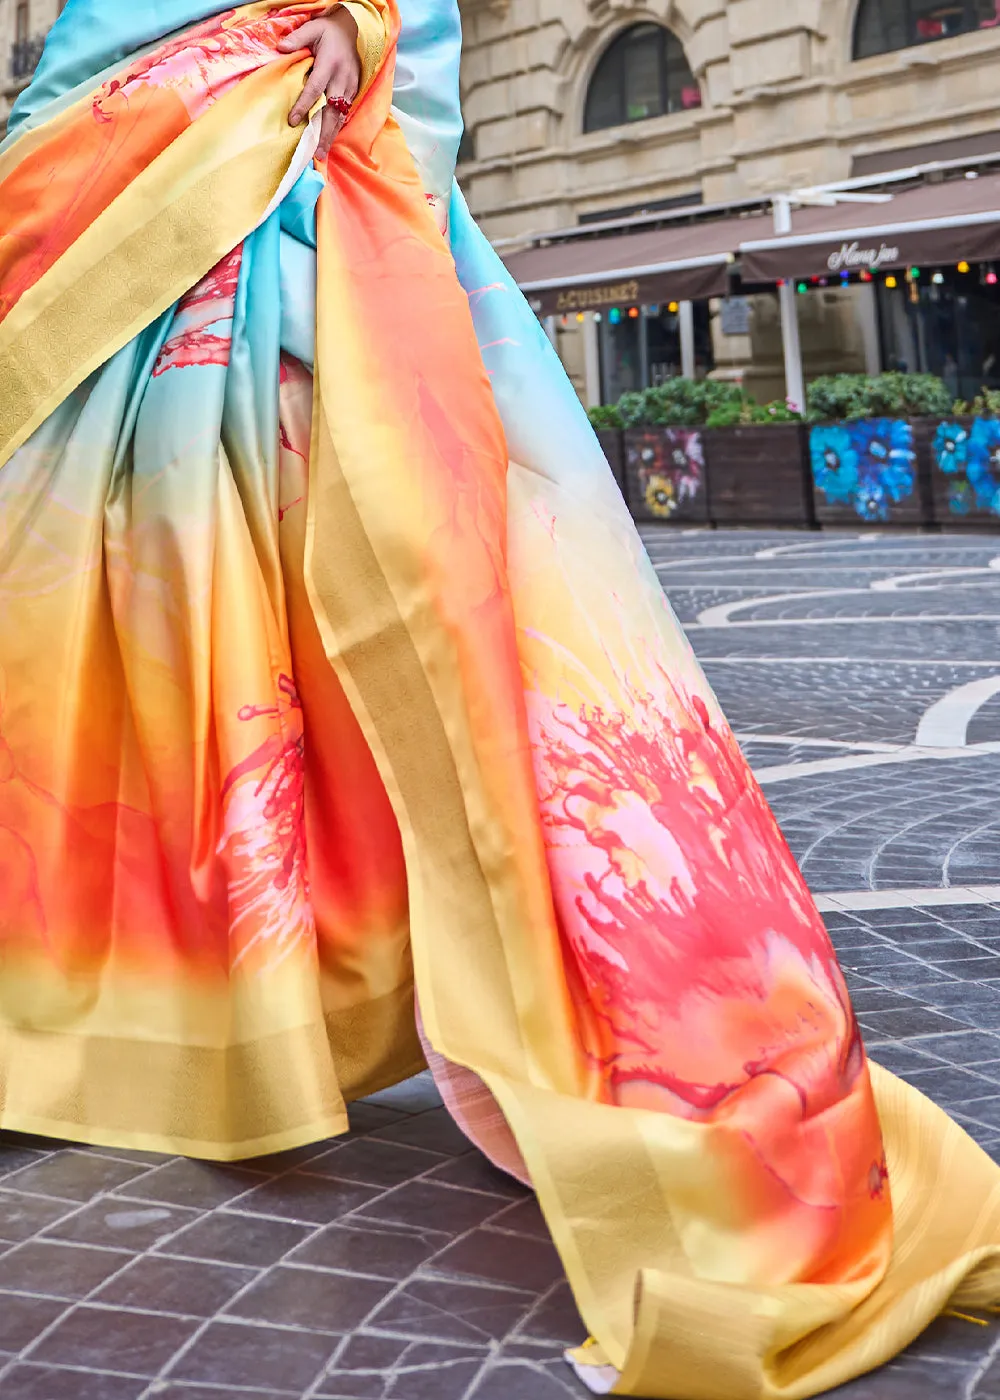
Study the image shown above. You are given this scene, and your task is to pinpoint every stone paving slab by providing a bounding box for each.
[3,528,1000,1399]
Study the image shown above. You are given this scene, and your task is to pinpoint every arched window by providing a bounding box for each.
[584,23,702,134]
[853,0,999,59]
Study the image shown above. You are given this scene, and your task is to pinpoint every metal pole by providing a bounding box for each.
[583,313,602,407]
[543,315,558,349]
[773,197,806,412]
[856,281,882,376]
[679,301,696,379]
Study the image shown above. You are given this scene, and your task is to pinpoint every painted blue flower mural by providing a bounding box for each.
[810,419,915,521]
[934,419,1000,517]
[810,425,859,508]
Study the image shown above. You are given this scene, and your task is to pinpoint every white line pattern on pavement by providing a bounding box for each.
[753,742,1000,784]
[691,614,1000,631]
[915,676,1000,749]
[700,657,1000,665]
[735,734,901,753]
[696,570,1000,626]
[814,886,1000,912]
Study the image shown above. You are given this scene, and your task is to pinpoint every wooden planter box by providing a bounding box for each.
[808,419,931,528]
[623,428,710,524]
[595,429,626,500]
[705,423,814,528]
[921,416,1000,529]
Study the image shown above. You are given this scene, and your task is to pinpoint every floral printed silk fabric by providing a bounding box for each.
[2,4,1000,1398]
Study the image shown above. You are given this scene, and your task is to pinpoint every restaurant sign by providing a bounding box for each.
[521,263,731,318]
[553,280,641,313]
[826,241,900,273]
[741,219,1000,284]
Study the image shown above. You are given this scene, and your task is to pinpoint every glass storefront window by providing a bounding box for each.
[876,270,1000,403]
[854,0,999,60]
[599,314,643,403]
[598,303,713,401]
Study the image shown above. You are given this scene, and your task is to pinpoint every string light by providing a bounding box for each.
[885,275,898,289]
[958,261,971,274]
[628,306,640,319]
[668,301,679,312]
[576,312,585,323]
[909,267,921,278]
[796,282,808,295]
[860,270,873,282]
[987,268,998,286]
[609,308,621,324]
[932,271,945,284]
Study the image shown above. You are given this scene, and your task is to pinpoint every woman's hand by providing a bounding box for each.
[277,8,362,161]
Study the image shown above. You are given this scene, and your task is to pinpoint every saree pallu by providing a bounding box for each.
[1,3,1000,1396]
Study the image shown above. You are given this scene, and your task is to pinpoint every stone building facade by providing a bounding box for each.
[4,1,1000,198]
[457,0,1000,404]
[456,0,1000,239]
[5,2,1000,403]
[0,0,62,130]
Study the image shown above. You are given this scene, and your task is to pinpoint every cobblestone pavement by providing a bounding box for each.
[4,529,1000,1400]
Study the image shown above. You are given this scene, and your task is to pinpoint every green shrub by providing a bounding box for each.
[704,403,744,429]
[747,400,803,424]
[587,404,624,431]
[591,371,951,430]
[961,387,1000,417]
[617,391,646,429]
[806,372,951,421]
[594,378,747,428]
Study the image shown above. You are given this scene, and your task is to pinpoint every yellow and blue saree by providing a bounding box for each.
[1,2,1000,1395]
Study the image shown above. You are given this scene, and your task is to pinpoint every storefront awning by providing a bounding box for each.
[501,215,773,315]
[739,171,1000,282]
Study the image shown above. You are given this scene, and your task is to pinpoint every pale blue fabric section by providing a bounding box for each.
[6,0,621,512]
[9,0,467,170]
[8,0,211,135]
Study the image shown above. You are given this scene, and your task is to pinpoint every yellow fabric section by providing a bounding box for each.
[610,1064,1000,1398]
[0,973,422,1160]
[340,0,387,90]
[301,120,1000,1400]
[4,6,1000,1394]
[0,59,311,470]
[305,189,586,1105]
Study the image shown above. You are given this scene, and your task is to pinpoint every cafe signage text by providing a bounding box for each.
[554,279,641,313]
[826,241,901,273]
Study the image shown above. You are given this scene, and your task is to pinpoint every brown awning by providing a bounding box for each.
[739,172,1000,282]
[501,214,774,315]
[851,132,1000,178]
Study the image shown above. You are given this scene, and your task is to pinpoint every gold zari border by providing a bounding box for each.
[0,59,308,470]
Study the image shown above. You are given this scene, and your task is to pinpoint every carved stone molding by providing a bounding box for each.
[457,0,511,17]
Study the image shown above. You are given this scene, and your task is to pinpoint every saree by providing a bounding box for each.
[1,3,1000,1396]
